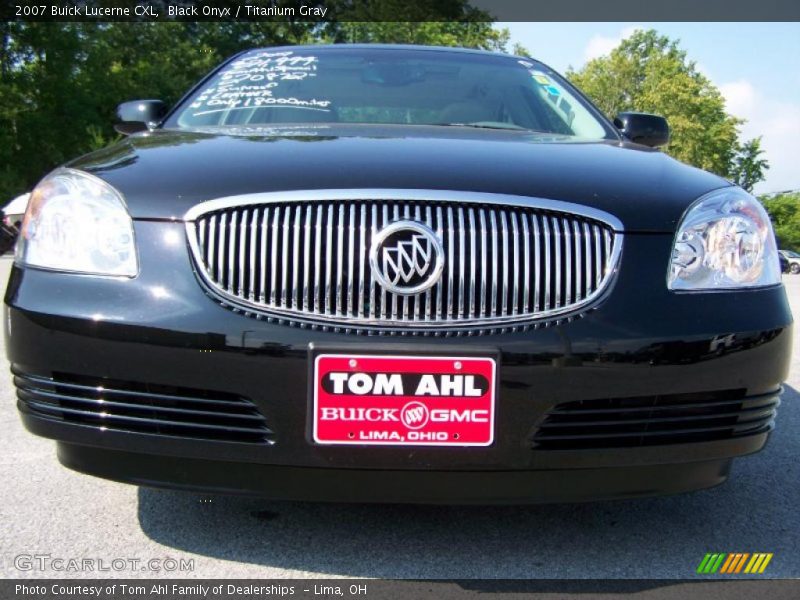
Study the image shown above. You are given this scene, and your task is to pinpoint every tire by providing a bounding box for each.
[791,263,800,275]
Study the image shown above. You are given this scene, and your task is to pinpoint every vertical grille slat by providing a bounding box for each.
[227,211,237,295]
[324,205,333,314]
[542,216,551,311]
[468,208,477,320]
[302,206,312,312]
[447,206,455,319]
[457,207,466,319]
[190,198,619,331]
[358,204,367,318]
[511,211,520,316]
[369,204,378,319]
[479,210,488,318]
[490,209,499,317]
[435,205,445,320]
[552,216,562,310]
[521,214,530,314]
[500,211,509,317]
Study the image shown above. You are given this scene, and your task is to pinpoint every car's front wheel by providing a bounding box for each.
[790,263,800,274]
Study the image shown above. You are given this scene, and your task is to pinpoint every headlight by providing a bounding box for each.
[16,169,138,277]
[668,187,780,290]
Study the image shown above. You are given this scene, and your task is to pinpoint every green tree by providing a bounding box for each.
[567,29,742,178]
[761,193,800,251]
[731,137,769,192]
[329,22,510,50]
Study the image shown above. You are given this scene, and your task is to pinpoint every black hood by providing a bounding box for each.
[69,124,730,232]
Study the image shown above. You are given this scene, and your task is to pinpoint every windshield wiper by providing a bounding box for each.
[436,121,531,131]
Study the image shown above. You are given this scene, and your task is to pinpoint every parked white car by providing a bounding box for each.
[0,191,30,254]
[779,250,800,274]
[3,192,30,230]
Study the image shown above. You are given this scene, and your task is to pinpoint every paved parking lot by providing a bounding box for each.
[0,255,797,579]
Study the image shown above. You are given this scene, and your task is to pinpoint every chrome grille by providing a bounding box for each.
[186,191,622,332]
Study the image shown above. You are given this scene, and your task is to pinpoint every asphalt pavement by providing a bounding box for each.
[0,255,797,580]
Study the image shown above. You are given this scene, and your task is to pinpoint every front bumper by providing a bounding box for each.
[5,221,794,502]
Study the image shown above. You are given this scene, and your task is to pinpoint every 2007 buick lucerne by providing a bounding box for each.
[7,45,792,503]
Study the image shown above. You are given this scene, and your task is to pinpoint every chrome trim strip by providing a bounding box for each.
[269,207,278,306]
[457,206,466,318]
[593,223,602,289]
[185,189,625,231]
[259,209,268,302]
[479,209,487,318]
[369,204,377,319]
[573,219,582,302]
[468,207,477,320]
[292,206,301,309]
[489,209,498,317]
[500,210,509,316]
[358,204,366,317]
[302,205,311,312]
[335,204,344,317]
[553,216,562,309]
[238,209,248,297]
[532,213,540,314]
[563,216,572,307]
[435,205,444,320]
[424,205,434,320]
[447,205,455,319]
[511,211,519,316]
[248,209,257,302]
[324,205,333,314]
[521,213,530,314]
[228,211,237,294]
[281,207,290,307]
[541,215,551,311]
[184,189,624,331]
[217,212,226,290]
[313,205,322,313]
[206,216,216,280]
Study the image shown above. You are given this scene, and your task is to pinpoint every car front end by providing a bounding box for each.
[5,45,792,503]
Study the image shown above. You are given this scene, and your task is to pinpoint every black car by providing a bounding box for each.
[7,45,791,503]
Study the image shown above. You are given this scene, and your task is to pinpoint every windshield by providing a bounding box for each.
[169,47,615,140]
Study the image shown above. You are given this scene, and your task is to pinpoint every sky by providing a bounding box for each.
[499,22,800,194]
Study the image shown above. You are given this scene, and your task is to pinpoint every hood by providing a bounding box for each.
[69,124,731,232]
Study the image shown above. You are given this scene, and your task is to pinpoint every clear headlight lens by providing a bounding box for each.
[668,187,780,290]
[16,168,137,277]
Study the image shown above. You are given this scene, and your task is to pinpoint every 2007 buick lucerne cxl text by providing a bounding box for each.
[7,46,792,503]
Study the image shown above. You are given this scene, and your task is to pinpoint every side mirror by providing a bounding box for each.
[115,100,167,135]
[614,112,670,148]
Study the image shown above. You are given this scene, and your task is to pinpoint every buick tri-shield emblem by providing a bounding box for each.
[369,221,445,295]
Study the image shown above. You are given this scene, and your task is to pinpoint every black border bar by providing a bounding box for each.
[3,0,800,22]
[4,579,800,600]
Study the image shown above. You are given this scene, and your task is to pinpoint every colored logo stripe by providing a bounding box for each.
[697,553,773,574]
[744,553,773,574]
[720,553,749,573]
[697,553,726,574]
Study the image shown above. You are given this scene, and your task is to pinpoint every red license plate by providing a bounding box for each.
[312,354,496,446]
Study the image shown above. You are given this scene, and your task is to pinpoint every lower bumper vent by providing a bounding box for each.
[532,388,780,450]
[14,370,272,444]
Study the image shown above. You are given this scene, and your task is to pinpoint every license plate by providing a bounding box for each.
[312,354,496,446]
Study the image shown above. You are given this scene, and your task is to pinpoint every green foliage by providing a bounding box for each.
[0,18,510,201]
[731,137,769,193]
[760,193,800,252]
[329,22,510,50]
[567,30,747,180]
